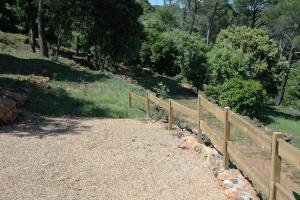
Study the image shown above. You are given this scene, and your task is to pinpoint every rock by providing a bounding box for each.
[0,97,17,124]
[223,179,235,189]
[181,135,199,150]
[177,144,187,150]
[236,192,253,200]
[193,143,203,153]
[224,188,238,199]
[217,171,237,181]
[176,131,184,138]
[0,90,28,107]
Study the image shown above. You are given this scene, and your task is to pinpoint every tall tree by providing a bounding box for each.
[37,0,48,57]
[263,0,300,105]
[233,0,271,28]
[77,0,143,69]
[14,0,38,52]
[48,0,74,60]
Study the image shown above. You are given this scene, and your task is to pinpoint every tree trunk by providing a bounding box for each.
[206,0,219,46]
[276,47,294,106]
[76,35,80,56]
[188,0,197,35]
[55,37,61,61]
[29,25,36,53]
[38,0,48,58]
[180,3,187,30]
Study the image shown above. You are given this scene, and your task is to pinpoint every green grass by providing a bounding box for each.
[0,32,146,119]
[1,31,299,148]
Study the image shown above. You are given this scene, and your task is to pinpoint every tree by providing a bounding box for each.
[14,0,38,52]
[48,0,74,60]
[37,0,48,57]
[263,0,300,105]
[207,43,250,84]
[215,26,287,95]
[77,0,143,69]
[232,0,272,28]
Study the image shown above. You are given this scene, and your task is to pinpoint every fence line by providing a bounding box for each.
[128,91,300,200]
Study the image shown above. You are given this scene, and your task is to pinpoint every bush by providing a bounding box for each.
[207,44,250,85]
[214,26,287,95]
[169,30,207,88]
[139,30,179,76]
[205,78,267,116]
[139,29,207,87]
[284,63,300,109]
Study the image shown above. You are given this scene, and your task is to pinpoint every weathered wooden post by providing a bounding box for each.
[168,99,173,130]
[128,91,132,108]
[270,132,282,200]
[197,92,203,142]
[146,92,150,118]
[223,107,231,169]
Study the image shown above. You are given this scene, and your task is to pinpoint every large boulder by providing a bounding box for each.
[0,90,28,107]
[0,97,17,124]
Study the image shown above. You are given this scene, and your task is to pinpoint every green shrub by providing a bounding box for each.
[139,30,179,76]
[285,63,300,109]
[214,26,287,95]
[205,78,267,116]
[207,44,250,85]
[139,29,207,87]
[153,82,170,99]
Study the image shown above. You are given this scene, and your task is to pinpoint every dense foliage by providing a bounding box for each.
[214,26,287,94]
[205,78,266,116]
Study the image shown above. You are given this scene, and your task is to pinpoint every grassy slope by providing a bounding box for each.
[1,31,299,148]
[0,32,145,120]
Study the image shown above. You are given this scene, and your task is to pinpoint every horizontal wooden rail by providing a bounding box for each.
[230,112,271,152]
[172,100,198,121]
[227,141,270,197]
[130,93,145,105]
[148,93,169,110]
[200,120,223,152]
[200,96,225,123]
[278,139,300,171]
[275,183,294,200]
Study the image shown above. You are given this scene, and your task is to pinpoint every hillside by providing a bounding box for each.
[0,31,145,120]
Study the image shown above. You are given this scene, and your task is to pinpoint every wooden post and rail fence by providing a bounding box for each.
[128,91,300,200]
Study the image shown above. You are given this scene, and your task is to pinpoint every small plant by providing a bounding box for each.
[153,82,170,99]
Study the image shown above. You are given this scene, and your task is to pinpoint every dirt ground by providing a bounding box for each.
[0,118,225,200]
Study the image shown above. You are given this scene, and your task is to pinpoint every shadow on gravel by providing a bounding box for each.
[0,118,91,139]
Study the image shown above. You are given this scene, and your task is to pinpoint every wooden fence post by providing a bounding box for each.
[197,92,203,142]
[270,132,282,200]
[168,99,173,130]
[223,107,231,169]
[128,92,132,108]
[146,92,150,118]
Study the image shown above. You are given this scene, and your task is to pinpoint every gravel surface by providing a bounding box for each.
[0,118,225,200]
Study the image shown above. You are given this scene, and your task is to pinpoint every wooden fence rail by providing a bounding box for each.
[128,91,300,200]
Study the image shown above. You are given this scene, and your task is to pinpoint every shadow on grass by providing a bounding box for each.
[0,53,109,83]
[0,77,113,117]
[134,74,196,100]
[256,104,300,125]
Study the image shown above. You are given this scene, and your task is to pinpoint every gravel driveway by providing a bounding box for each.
[0,118,225,200]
